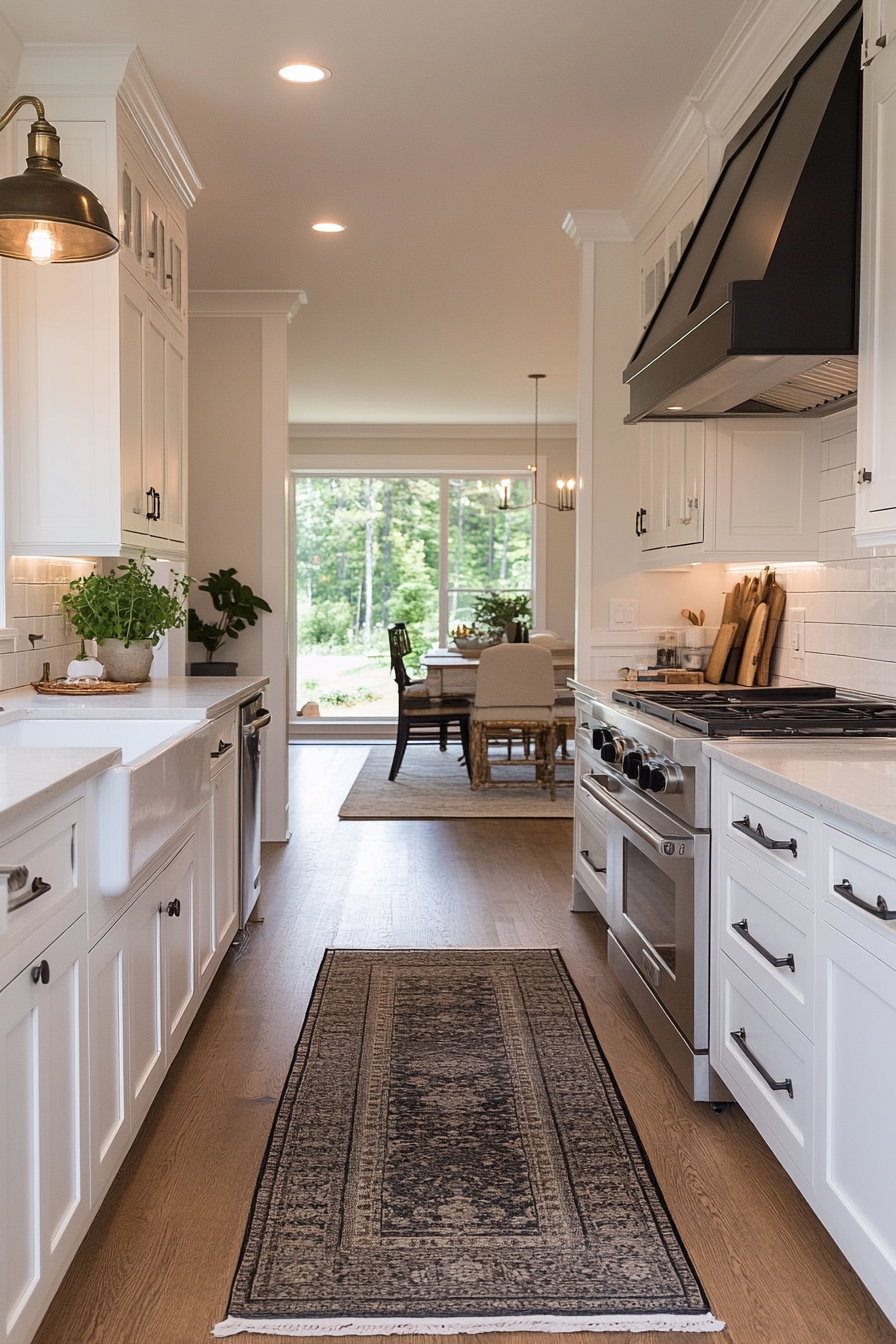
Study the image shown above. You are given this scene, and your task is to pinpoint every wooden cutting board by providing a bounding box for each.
[756,583,786,687]
[737,603,769,686]
[705,621,738,684]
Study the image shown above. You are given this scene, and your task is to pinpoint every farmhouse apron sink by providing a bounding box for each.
[0,717,210,896]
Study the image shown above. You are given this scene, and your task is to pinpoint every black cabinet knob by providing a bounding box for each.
[31,959,50,985]
[160,898,181,918]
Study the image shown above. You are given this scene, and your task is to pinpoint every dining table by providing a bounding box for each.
[419,645,576,706]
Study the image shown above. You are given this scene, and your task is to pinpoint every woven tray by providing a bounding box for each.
[31,680,142,695]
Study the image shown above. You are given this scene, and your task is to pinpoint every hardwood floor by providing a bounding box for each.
[35,745,896,1344]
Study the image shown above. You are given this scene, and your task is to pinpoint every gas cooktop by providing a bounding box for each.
[611,685,896,737]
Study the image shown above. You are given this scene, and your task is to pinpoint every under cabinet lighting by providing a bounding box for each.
[312,221,345,232]
[279,63,331,83]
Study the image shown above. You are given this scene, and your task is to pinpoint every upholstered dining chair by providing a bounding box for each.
[387,623,472,782]
[469,643,556,800]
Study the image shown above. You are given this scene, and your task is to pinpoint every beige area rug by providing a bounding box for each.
[338,744,574,819]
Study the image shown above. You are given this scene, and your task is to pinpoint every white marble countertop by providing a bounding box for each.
[704,739,896,842]
[0,675,268,721]
[0,746,121,835]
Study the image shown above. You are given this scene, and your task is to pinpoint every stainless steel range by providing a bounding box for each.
[571,682,896,1104]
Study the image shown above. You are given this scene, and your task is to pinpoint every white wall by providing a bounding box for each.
[189,294,298,842]
[290,428,577,641]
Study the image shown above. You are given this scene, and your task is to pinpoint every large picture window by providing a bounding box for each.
[293,471,534,718]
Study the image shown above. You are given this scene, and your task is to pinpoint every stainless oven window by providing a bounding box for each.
[622,837,678,975]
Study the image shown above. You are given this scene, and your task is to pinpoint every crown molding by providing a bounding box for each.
[191,289,308,321]
[119,49,203,209]
[289,422,577,440]
[562,210,633,245]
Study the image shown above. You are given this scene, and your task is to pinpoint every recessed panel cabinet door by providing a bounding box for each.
[0,917,88,1344]
[120,267,149,538]
[162,840,196,1062]
[144,299,167,539]
[88,915,129,1206]
[712,420,819,557]
[128,876,164,1131]
[857,37,896,541]
[154,323,186,545]
[817,914,896,1324]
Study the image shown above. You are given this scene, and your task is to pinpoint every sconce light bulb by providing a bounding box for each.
[566,479,576,490]
[26,220,55,265]
[556,478,564,490]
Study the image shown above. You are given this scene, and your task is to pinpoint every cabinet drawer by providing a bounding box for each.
[0,801,82,975]
[823,824,896,945]
[574,810,608,918]
[718,851,813,1038]
[714,952,814,1184]
[719,769,813,895]
[209,708,238,777]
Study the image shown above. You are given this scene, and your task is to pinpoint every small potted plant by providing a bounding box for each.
[471,591,534,644]
[188,568,272,676]
[61,554,191,682]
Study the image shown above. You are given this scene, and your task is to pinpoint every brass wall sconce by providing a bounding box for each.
[0,96,119,264]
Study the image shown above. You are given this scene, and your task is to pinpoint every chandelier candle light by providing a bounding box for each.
[497,375,576,513]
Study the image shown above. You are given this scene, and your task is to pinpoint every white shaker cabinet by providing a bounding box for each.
[0,916,89,1344]
[856,34,896,544]
[200,730,239,994]
[638,418,819,567]
[2,56,198,559]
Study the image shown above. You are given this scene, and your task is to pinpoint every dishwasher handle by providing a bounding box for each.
[243,709,272,736]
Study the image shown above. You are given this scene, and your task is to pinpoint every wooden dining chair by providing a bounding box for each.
[469,643,556,800]
[387,623,472,782]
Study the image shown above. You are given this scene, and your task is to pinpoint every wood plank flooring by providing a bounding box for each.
[34,745,896,1344]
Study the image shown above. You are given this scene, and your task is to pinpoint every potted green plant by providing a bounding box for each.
[188,568,272,676]
[61,554,191,682]
[471,591,533,644]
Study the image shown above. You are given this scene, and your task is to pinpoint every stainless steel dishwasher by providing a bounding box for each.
[240,693,272,927]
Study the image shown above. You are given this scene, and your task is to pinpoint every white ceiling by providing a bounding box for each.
[0,0,744,424]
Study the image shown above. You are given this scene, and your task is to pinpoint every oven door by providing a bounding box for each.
[581,770,710,1050]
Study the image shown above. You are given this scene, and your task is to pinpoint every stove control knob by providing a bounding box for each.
[622,749,643,779]
[592,726,614,750]
[645,761,685,795]
[600,735,633,764]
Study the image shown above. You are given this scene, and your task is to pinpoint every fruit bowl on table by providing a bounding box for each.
[451,634,502,657]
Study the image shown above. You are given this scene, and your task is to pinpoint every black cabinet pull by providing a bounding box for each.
[160,898,181,918]
[733,814,797,858]
[579,849,606,875]
[30,876,51,898]
[146,487,155,520]
[730,1027,793,1098]
[833,879,896,921]
[731,918,795,971]
[210,739,233,759]
[634,507,647,537]
[31,959,50,985]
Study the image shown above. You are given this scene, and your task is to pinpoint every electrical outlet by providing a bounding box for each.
[791,607,806,660]
[609,599,638,629]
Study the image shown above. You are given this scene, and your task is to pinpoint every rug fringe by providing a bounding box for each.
[212,1311,726,1336]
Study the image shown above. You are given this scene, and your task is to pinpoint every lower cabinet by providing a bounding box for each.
[0,916,89,1344]
[711,762,896,1329]
[198,753,238,995]
[89,828,201,1206]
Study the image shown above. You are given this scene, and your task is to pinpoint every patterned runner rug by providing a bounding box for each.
[339,745,574,818]
[214,949,723,1337]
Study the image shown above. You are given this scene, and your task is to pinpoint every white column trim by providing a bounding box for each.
[533,454,548,631]
[260,313,290,842]
[575,241,595,679]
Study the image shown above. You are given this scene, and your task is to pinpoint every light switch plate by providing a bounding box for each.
[609,599,639,629]
[791,607,806,660]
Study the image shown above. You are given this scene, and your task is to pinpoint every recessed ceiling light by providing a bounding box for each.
[278,63,331,83]
[312,221,345,233]
[666,405,684,411]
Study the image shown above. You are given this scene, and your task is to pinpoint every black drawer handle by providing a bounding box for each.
[833,879,896,921]
[160,898,181,918]
[733,814,797,858]
[211,739,233,759]
[579,849,606,875]
[31,959,50,985]
[730,1027,793,1098]
[30,876,51,898]
[731,918,795,971]
[635,507,646,537]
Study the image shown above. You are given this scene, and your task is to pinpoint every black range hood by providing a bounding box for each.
[623,0,862,423]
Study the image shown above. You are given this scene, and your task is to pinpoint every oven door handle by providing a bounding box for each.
[580,774,693,858]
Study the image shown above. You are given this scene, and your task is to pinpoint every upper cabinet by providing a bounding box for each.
[638,418,820,568]
[856,30,896,545]
[3,49,200,559]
